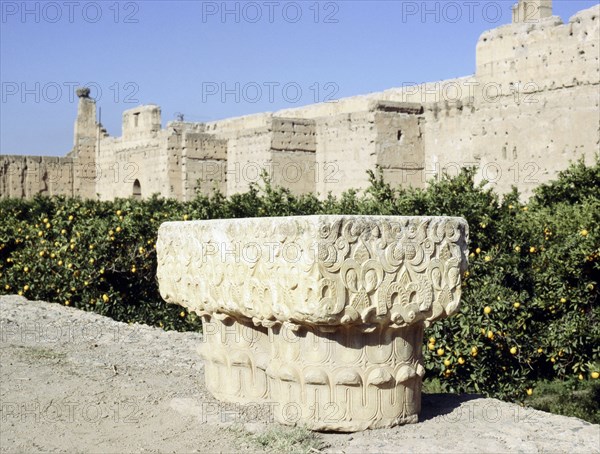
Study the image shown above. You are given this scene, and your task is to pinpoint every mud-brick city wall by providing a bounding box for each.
[0,155,75,198]
[421,6,599,197]
[1,5,598,201]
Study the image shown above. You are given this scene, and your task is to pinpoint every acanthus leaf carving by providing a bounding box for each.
[157,216,469,330]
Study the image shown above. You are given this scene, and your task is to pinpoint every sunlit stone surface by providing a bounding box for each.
[157,215,469,431]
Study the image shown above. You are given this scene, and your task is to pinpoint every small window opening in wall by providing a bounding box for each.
[397,130,403,141]
[133,179,142,199]
[133,112,140,127]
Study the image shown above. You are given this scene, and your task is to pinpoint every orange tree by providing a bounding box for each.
[0,196,198,330]
[339,159,599,400]
[1,158,598,401]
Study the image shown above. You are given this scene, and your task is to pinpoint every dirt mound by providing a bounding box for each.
[1,295,598,453]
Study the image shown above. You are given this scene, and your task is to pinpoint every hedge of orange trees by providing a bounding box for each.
[1,158,598,401]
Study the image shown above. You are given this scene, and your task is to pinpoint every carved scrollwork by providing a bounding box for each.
[157,216,468,331]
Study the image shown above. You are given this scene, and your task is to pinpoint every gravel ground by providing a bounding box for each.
[1,295,599,453]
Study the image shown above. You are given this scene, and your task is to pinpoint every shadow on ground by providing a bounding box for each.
[419,392,483,422]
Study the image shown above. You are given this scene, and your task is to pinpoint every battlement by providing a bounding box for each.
[122,105,162,140]
[512,0,553,24]
[477,4,599,91]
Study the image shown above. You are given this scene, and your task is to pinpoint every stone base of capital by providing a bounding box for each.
[198,315,270,404]
[198,315,424,431]
[266,323,424,431]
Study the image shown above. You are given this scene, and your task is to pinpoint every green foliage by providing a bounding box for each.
[526,378,600,424]
[532,155,600,207]
[1,157,598,408]
[0,195,200,331]
[419,158,599,403]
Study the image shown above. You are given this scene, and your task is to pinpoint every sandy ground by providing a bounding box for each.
[1,295,599,454]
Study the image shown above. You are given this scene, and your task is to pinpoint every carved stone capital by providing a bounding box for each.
[157,216,468,330]
[157,215,469,431]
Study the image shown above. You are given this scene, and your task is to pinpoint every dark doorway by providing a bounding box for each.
[133,179,142,199]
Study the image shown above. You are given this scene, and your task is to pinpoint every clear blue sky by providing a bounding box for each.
[1,0,597,156]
